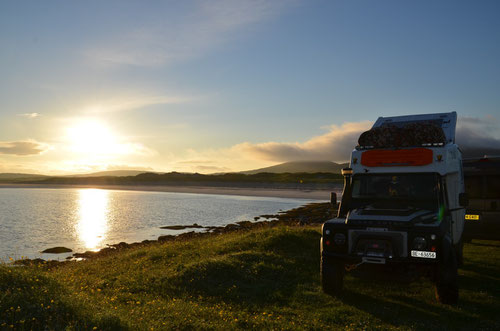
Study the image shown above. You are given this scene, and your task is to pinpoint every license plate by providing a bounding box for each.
[465,214,480,220]
[411,250,436,259]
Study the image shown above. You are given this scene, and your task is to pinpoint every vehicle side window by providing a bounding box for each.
[485,175,500,199]
[465,175,482,198]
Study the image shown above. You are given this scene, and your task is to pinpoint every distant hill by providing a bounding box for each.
[24,171,343,187]
[0,173,48,182]
[67,170,152,177]
[0,171,154,182]
[241,161,349,175]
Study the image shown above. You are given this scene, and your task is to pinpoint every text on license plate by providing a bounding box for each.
[465,214,480,220]
[411,250,436,259]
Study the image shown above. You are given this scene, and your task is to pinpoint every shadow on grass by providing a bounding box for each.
[461,262,500,283]
[467,241,500,248]
[338,266,500,330]
[158,229,321,307]
[459,271,500,297]
[0,267,127,330]
[339,288,487,330]
[149,227,498,329]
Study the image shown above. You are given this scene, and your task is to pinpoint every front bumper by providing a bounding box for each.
[322,249,440,266]
[321,221,445,266]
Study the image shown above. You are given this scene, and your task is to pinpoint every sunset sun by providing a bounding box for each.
[66,120,118,155]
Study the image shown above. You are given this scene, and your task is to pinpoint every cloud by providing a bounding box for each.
[233,116,500,163]
[85,0,295,67]
[117,143,157,157]
[0,141,50,156]
[105,164,155,172]
[18,113,41,118]
[456,115,500,158]
[177,159,215,165]
[234,121,373,162]
[170,147,271,173]
[192,165,231,173]
[174,158,231,173]
[168,115,500,173]
[0,161,46,174]
[84,94,189,114]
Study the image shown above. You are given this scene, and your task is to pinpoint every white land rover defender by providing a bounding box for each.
[321,112,467,304]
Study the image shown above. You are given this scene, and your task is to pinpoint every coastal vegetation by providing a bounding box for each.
[1,204,499,330]
[1,172,343,188]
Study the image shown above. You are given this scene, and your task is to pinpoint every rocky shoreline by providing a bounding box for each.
[15,202,337,267]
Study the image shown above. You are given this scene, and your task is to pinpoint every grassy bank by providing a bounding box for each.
[1,225,499,330]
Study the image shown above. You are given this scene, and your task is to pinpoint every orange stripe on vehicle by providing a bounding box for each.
[361,148,433,167]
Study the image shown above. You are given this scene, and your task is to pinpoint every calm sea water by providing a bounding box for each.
[0,188,317,260]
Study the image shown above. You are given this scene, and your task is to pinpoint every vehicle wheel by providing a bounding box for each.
[321,256,344,296]
[435,249,459,304]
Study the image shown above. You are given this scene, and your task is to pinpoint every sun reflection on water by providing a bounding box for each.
[77,189,110,250]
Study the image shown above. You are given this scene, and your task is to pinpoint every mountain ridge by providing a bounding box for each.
[66,170,153,177]
[240,161,349,175]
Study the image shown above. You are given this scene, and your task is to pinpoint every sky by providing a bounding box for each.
[0,0,499,175]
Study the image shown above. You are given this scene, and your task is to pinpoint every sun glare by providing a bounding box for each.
[61,118,150,172]
[77,189,110,250]
[67,120,119,155]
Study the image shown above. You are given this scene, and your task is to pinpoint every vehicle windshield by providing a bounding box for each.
[351,173,440,210]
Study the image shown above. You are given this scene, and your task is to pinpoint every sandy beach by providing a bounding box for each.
[0,183,338,200]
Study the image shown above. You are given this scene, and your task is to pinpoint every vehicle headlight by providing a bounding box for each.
[413,237,427,250]
[334,233,346,246]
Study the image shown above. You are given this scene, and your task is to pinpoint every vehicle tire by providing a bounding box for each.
[435,249,459,305]
[321,256,344,296]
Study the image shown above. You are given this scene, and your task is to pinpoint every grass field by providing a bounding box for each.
[1,225,499,330]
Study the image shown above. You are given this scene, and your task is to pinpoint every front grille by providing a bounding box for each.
[348,229,408,258]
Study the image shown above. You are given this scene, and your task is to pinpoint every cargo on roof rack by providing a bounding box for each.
[372,112,457,143]
[357,112,456,149]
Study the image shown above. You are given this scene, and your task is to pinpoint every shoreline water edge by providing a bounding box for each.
[1,184,341,264]
[12,201,336,265]
[0,183,340,200]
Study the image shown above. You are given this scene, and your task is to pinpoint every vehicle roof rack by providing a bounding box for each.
[372,112,457,144]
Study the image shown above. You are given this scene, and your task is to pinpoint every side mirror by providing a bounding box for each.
[330,192,337,206]
[459,193,469,207]
[341,168,353,176]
